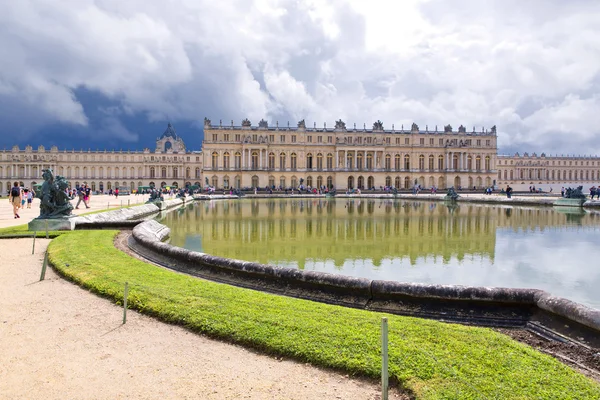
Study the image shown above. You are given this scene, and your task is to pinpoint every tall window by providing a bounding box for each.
[291,153,297,169]
[326,176,333,189]
[395,155,401,170]
[316,153,323,170]
[485,156,490,171]
[316,176,323,188]
[366,153,373,170]
[173,167,178,178]
[280,153,286,169]
[357,153,363,170]
[428,155,434,170]
[404,155,410,170]
[385,154,391,170]
[161,167,167,178]
[475,156,481,171]
[347,153,353,169]
[326,153,333,169]
[195,167,201,178]
[150,167,155,178]
[251,151,259,169]
[306,153,313,170]
[419,155,425,170]
[223,152,230,169]
[438,155,444,170]
[268,152,275,169]
[235,152,241,169]
[212,152,218,168]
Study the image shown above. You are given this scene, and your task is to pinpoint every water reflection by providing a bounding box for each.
[161,199,600,309]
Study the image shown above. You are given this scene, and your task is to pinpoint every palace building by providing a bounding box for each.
[0,123,203,195]
[1,118,598,195]
[202,118,498,191]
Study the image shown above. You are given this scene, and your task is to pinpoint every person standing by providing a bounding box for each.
[75,186,85,209]
[84,184,91,208]
[9,182,22,218]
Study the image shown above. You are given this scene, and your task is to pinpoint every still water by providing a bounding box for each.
[160,199,600,309]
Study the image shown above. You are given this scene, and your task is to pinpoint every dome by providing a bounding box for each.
[161,123,178,139]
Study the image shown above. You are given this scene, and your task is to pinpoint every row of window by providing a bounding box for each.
[498,169,600,181]
[210,134,493,147]
[498,159,600,167]
[210,152,492,171]
[0,154,202,162]
[0,166,203,180]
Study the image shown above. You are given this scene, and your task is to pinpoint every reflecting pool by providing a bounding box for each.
[161,199,600,309]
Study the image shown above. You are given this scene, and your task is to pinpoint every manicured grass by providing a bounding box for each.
[48,230,600,400]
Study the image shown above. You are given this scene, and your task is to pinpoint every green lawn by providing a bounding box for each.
[46,230,600,399]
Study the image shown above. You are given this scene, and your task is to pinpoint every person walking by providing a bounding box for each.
[75,186,85,209]
[9,182,22,218]
[84,184,91,208]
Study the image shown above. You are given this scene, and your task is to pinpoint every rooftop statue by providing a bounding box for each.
[411,123,419,131]
[297,119,306,129]
[335,119,346,130]
[204,117,211,127]
[373,120,384,130]
[458,125,467,133]
[444,124,452,132]
[490,125,497,134]
[38,168,74,219]
[241,118,251,127]
[258,119,268,128]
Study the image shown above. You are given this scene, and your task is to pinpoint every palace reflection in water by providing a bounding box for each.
[161,199,600,309]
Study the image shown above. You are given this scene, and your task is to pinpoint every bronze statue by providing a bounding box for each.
[335,119,346,130]
[258,119,268,128]
[38,169,73,218]
[297,119,306,129]
[241,118,251,127]
[373,120,384,131]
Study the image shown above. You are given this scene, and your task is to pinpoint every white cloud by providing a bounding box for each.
[1,0,600,154]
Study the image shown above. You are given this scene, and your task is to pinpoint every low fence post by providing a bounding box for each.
[32,232,37,254]
[40,252,48,281]
[45,219,49,239]
[122,282,129,324]
[381,317,389,400]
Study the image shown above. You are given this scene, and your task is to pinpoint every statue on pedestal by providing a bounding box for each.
[38,169,73,219]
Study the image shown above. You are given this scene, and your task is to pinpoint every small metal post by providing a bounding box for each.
[381,317,389,400]
[120,200,123,209]
[122,282,129,324]
[40,252,48,281]
[32,232,37,255]
[45,220,49,239]
[128,199,130,207]
[107,202,110,210]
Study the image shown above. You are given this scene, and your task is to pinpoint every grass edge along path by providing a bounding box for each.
[48,230,600,400]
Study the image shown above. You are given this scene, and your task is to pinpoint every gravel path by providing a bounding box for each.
[0,238,403,399]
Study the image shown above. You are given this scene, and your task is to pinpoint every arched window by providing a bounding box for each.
[453,154,459,170]
[347,176,354,189]
[326,153,333,169]
[395,154,401,170]
[428,155,434,170]
[223,176,230,189]
[385,176,391,187]
[291,153,297,169]
[347,153,353,169]
[306,176,313,187]
[419,155,425,170]
[485,156,490,171]
[467,156,473,170]
[235,152,241,169]
[367,176,374,189]
[438,155,444,170]
[316,176,323,188]
[357,153,364,170]
[211,176,218,188]
[268,176,275,187]
[475,156,482,171]
[173,167,178,179]
[395,176,401,188]
[291,176,298,188]
[186,167,191,179]
[316,153,323,170]
[138,167,143,178]
[212,152,219,169]
[326,176,333,189]
[357,176,364,189]
[385,154,391,170]
[306,153,313,170]
[252,175,259,188]
[223,152,230,169]
[366,153,373,170]
[268,152,275,169]
[404,176,410,189]
[280,176,286,188]
[404,155,410,170]
[195,167,200,178]
[251,151,259,169]
[161,167,167,178]
[279,153,286,170]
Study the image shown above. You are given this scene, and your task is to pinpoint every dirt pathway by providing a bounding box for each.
[0,238,402,399]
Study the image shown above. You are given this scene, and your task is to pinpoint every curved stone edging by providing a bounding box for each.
[130,219,600,334]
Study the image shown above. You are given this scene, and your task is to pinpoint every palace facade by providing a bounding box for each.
[497,153,600,189]
[202,118,498,191]
[0,123,203,195]
[2,119,598,195]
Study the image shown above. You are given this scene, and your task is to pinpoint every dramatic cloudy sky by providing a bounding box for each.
[1,0,599,155]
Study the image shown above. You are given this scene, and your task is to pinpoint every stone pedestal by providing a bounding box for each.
[29,217,76,232]
[554,198,586,207]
